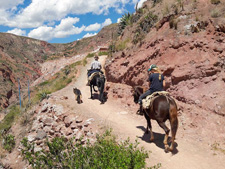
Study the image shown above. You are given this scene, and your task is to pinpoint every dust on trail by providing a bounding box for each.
[49,55,225,169]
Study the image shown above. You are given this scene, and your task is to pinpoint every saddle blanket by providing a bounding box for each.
[88,72,101,81]
[142,91,170,109]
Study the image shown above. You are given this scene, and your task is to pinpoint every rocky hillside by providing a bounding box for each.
[0,24,118,110]
[0,33,62,109]
[105,0,225,118]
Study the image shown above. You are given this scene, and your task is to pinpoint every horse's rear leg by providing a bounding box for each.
[157,121,170,152]
[169,116,178,151]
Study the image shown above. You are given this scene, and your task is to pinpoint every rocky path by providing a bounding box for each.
[42,55,225,169]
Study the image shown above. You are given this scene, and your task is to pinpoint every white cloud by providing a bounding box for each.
[84,18,112,32]
[28,17,85,40]
[85,23,101,31]
[28,26,54,41]
[137,0,147,9]
[101,18,112,27]
[0,0,24,9]
[0,0,137,28]
[117,18,121,23]
[83,33,97,38]
[7,28,26,36]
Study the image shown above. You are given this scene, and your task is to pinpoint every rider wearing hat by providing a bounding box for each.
[87,55,102,85]
[138,64,165,104]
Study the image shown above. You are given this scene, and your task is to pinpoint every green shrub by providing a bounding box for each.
[21,130,150,169]
[139,12,158,33]
[39,81,49,86]
[98,51,108,56]
[36,91,51,101]
[86,53,95,58]
[118,12,133,35]
[2,134,15,152]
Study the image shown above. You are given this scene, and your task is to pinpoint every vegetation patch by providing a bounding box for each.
[0,105,20,133]
[118,13,133,35]
[98,51,108,56]
[211,142,225,155]
[21,130,153,169]
[2,134,15,153]
[133,12,158,44]
[115,38,130,51]
[211,9,220,18]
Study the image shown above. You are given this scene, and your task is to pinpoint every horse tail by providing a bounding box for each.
[168,97,178,142]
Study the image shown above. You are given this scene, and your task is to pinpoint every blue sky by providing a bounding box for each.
[0,0,147,43]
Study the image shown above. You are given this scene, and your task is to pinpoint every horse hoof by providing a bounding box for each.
[164,145,170,153]
[150,138,154,142]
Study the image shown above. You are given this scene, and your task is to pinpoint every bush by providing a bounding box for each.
[98,51,108,56]
[86,53,95,58]
[118,12,133,35]
[2,134,15,152]
[21,130,150,169]
[36,91,50,101]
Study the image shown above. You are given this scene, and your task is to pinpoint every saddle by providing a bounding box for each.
[88,72,104,82]
[142,91,170,109]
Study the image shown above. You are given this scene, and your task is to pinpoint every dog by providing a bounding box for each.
[73,87,82,104]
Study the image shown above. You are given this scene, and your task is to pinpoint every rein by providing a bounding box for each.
[134,86,146,96]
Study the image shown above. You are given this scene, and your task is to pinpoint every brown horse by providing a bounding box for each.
[133,86,178,152]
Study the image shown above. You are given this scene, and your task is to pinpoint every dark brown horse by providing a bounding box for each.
[133,86,178,152]
[88,71,105,104]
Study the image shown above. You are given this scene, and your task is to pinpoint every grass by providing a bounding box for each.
[21,129,154,169]
[0,105,20,133]
[211,142,225,155]
[211,9,220,18]
[98,51,108,56]
[115,38,130,51]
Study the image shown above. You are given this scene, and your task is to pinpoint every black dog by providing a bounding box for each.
[73,87,82,104]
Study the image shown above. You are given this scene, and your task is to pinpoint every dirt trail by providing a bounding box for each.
[50,55,225,169]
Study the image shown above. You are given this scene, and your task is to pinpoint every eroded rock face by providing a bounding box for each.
[105,23,225,117]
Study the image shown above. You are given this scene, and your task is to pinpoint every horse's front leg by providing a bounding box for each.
[157,121,170,152]
[144,111,154,141]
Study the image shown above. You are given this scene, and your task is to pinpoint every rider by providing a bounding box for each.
[86,55,102,86]
[138,64,165,105]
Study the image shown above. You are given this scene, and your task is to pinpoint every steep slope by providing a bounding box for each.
[105,0,225,142]
[0,33,62,109]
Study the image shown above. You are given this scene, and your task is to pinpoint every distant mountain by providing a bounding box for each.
[0,23,118,110]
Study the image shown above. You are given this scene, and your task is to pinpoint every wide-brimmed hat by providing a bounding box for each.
[148,64,157,72]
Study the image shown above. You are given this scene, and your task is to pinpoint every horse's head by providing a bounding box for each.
[96,74,105,89]
[132,86,145,104]
[96,74,105,103]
